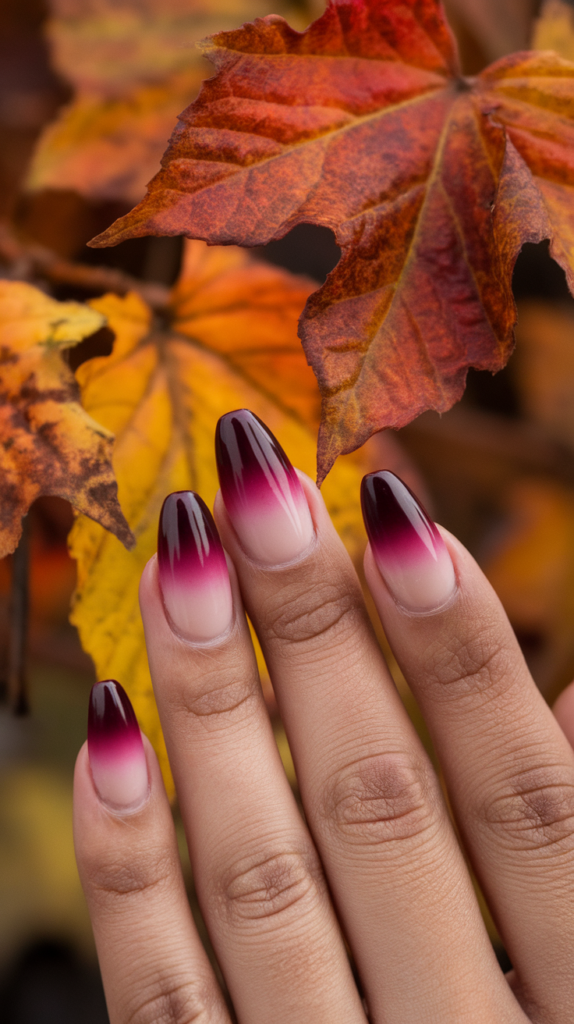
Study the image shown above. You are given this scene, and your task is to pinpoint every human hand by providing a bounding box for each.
[73,409,574,1024]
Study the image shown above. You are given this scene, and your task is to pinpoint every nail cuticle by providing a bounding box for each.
[93,781,151,817]
[223,504,319,572]
[161,596,239,650]
[375,563,459,618]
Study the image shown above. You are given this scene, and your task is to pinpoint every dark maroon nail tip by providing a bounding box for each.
[361,471,442,561]
[158,491,227,586]
[88,680,142,757]
[215,409,302,515]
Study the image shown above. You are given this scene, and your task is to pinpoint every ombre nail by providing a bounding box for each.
[158,491,233,641]
[361,471,455,612]
[215,409,314,564]
[88,680,149,810]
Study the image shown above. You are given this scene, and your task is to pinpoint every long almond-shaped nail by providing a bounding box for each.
[215,409,314,564]
[361,471,455,612]
[88,680,149,810]
[158,491,233,641]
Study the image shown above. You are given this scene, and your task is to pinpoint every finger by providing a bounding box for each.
[212,411,515,1024]
[554,682,574,749]
[362,470,574,1022]
[139,491,366,1024]
[74,681,230,1024]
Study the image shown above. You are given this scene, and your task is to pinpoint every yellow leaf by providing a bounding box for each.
[0,281,132,557]
[533,0,574,62]
[69,242,368,796]
[26,74,204,205]
[514,300,574,449]
[28,0,315,203]
[482,477,574,699]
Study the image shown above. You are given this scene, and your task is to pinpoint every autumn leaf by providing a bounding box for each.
[27,0,314,203]
[90,0,574,483]
[445,0,535,62]
[533,0,574,63]
[0,282,132,559]
[482,477,574,700]
[513,300,574,448]
[69,241,368,795]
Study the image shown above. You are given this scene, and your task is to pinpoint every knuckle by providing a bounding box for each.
[266,578,362,647]
[322,752,439,848]
[86,848,175,907]
[219,849,321,925]
[481,764,574,853]
[173,667,259,723]
[125,979,214,1024]
[424,626,516,700]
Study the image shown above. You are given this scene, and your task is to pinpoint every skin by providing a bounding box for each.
[73,471,574,1024]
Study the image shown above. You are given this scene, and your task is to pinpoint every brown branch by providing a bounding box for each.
[8,516,30,716]
[0,222,170,310]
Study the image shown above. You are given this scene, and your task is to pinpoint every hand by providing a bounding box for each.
[73,409,574,1024]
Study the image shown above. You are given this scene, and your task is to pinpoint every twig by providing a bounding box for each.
[8,516,30,715]
[0,222,171,310]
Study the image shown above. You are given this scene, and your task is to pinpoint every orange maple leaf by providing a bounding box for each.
[0,282,133,558]
[90,0,574,482]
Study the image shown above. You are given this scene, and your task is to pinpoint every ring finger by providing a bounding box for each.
[212,410,519,1024]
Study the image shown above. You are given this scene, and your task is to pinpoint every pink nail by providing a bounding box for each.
[88,680,149,810]
[158,491,233,641]
[215,409,314,564]
[361,471,455,612]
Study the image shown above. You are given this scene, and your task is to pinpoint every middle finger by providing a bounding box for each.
[214,410,518,1024]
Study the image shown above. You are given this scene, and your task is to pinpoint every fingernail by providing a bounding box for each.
[88,680,149,810]
[215,409,314,564]
[361,471,455,612]
[158,491,233,641]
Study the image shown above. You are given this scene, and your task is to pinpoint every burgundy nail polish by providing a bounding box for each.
[158,491,233,641]
[361,471,455,611]
[88,680,148,809]
[215,409,313,564]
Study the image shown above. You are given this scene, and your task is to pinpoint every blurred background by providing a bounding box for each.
[2,0,574,1019]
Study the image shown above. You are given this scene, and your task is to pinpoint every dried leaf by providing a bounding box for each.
[0,282,132,558]
[69,241,368,795]
[28,0,313,203]
[91,0,574,482]
[445,0,536,61]
[514,300,574,448]
[482,477,574,698]
[532,0,574,62]
[26,74,205,204]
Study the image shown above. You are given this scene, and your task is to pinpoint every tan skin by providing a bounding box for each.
[74,471,574,1024]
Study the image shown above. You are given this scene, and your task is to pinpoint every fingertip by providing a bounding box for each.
[139,551,159,612]
[553,681,574,749]
[295,468,344,546]
[73,740,91,806]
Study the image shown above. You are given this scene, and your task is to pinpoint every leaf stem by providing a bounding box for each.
[8,517,30,716]
[0,222,170,311]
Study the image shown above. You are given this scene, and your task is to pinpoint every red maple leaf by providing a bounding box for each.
[90,0,574,481]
